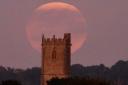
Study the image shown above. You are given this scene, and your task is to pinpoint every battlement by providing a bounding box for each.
[42,33,71,45]
[41,33,71,85]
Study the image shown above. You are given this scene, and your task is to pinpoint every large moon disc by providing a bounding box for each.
[26,2,87,54]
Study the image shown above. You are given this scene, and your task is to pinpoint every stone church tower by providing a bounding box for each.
[41,33,71,85]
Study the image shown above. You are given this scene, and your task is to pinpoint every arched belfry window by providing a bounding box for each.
[52,47,56,60]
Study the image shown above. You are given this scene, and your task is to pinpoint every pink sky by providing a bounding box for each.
[0,0,128,68]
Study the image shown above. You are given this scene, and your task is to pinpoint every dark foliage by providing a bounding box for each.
[1,80,21,85]
[0,67,40,85]
[0,60,128,85]
[47,77,111,85]
[71,60,128,85]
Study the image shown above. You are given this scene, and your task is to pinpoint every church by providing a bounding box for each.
[41,33,71,85]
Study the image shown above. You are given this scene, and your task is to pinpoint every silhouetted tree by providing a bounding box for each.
[47,77,111,85]
[0,60,128,85]
[1,80,21,85]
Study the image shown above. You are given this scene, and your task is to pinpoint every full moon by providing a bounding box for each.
[26,2,87,54]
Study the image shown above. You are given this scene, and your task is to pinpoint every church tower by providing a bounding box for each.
[41,33,71,85]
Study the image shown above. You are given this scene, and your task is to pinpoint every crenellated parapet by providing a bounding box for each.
[42,33,71,46]
[41,33,71,85]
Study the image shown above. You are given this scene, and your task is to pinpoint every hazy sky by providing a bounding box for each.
[0,0,128,68]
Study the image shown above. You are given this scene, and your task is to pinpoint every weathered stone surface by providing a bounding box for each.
[41,33,71,85]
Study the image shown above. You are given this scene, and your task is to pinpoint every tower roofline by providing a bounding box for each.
[41,33,71,45]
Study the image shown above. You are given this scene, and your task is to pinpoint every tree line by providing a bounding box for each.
[0,60,127,85]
